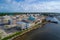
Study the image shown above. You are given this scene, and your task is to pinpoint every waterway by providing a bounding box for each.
[13,17,60,40]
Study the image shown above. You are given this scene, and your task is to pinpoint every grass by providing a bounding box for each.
[2,31,22,40]
[2,21,46,40]
[2,29,28,40]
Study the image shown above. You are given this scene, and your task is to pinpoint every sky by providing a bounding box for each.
[0,0,60,12]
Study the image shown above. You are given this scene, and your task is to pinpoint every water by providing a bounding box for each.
[13,17,60,40]
[26,17,60,40]
[28,17,60,40]
[25,23,60,40]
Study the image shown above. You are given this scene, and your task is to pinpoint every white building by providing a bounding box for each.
[3,15,11,24]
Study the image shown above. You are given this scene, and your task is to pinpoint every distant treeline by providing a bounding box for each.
[0,12,60,16]
[0,12,27,16]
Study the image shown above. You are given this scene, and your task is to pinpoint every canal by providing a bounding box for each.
[13,17,60,40]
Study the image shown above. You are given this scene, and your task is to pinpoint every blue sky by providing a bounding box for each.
[0,0,60,12]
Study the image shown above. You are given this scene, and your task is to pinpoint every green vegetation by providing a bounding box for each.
[0,32,3,40]
[2,31,25,40]
[2,23,42,40]
[0,12,60,16]
[0,13,25,16]
[2,20,47,40]
[1,13,47,40]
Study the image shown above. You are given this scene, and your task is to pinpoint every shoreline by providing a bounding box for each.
[12,22,47,40]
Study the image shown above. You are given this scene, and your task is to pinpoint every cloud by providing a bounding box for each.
[0,0,60,12]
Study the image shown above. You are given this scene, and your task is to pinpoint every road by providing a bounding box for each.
[13,17,60,40]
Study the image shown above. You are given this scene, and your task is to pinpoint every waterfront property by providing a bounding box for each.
[0,14,45,39]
